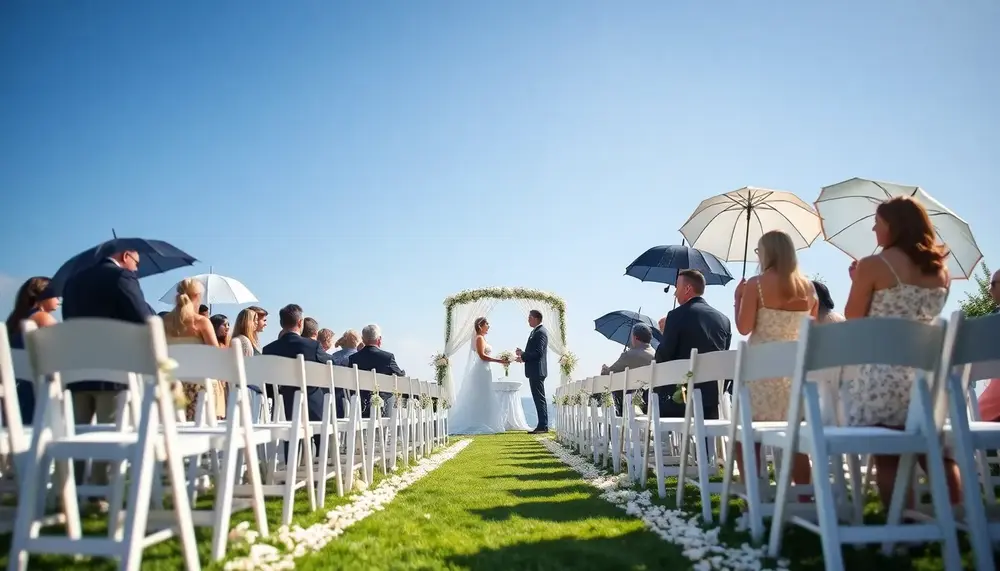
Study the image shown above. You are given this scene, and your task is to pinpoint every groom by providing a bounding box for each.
[516,309,549,434]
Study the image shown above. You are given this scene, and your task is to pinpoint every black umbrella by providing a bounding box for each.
[594,310,664,349]
[49,238,197,296]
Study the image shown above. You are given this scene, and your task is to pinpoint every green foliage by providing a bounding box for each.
[959,262,997,318]
[808,272,825,284]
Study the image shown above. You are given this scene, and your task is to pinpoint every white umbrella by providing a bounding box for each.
[159,273,258,307]
[679,186,822,277]
[815,177,982,279]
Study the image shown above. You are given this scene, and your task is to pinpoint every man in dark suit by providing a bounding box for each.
[349,324,405,418]
[516,309,549,434]
[654,269,732,419]
[262,304,334,424]
[61,249,153,500]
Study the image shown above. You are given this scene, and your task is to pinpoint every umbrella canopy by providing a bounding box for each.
[49,238,197,296]
[679,187,822,277]
[625,245,733,286]
[159,274,258,306]
[594,310,664,349]
[815,177,982,279]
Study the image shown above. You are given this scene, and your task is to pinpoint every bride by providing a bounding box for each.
[449,317,507,435]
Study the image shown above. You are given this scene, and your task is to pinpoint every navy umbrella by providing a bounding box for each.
[49,238,198,296]
[625,244,734,287]
[594,310,664,349]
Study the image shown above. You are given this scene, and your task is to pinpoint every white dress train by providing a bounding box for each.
[449,340,505,435]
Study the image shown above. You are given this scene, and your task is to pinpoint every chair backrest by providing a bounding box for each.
[168,341,245,386]
[689,349,736,384]
[355,368,378,392]
[609,370,626,392]
[0,328,27,451]
[593,374,611,392]
[243,354,307,389]
[331,364,360,391]
[302,359,335,390]
[650,358,691,390]
[736,340,798,384]
[24,317,168,378]
[625,364,652,390]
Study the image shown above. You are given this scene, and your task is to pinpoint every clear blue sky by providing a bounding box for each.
[1,1,998,394]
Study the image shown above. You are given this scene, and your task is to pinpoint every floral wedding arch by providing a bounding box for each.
[433,287,578,400]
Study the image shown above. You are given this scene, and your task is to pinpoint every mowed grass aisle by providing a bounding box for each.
[296,432,684,570]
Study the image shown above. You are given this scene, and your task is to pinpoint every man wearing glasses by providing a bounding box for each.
[61,248,153,510]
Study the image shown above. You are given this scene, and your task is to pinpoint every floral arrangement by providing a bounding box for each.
[552,394,558,405]
[441,398,450,410]
[430,353,449,385]
[559,352,578,377]
[392,389,402,409]
[561,395,571,406]
[159,357,188,410]
[671,371,694,404]
[600,386,614,408]
[579,389,592,406]
[419,393,432,409]
[497,350,515,376]
[632,382,649,407]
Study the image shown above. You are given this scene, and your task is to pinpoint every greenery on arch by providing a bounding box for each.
[443,286,568,345]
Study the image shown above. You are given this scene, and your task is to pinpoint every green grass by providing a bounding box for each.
[294,433,689,570]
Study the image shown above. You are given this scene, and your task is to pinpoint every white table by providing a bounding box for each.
[493,379,532,431]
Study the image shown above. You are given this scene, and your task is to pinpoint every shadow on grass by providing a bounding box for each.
[445,530,688,570]
[471,498,607,524]
[508,485,592,499]
[484,471,569,482]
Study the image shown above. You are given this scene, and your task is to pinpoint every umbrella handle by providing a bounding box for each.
[741,207,752,278]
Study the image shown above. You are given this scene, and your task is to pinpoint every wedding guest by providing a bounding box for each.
[734,230,817,488]
[5,277,60,424]
[211,314,231,347]
[600,323,655,415]
[844,195,961,507]
[317,328,334,352]
[655,269,731,419]
[349,324,404,417]
[302,317,319,340]
[164,279,225,421]
[199,304,210,318]
[248,305,269,333]
[330,329,361,418]
[813,280,844,323]
[658,316,666,334]
[231,308,267,420]
[262,304,333,430]
[976,269,1000,422]
[61,248,152,508]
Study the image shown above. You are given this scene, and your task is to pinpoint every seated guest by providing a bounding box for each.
[5,277,60,424]
[349,324,404,417]
[262,304,333,427]
[231,307,266,420]
[163,279,224,421]
[302,317,319,340]
[317,328,335,352]
[734,230,817,488]
[330,329,361,418]
[199,304,210,318]
[813,280,844,324]
[599,323,655,415]
[210,314,231,347]
[654,269,731,418]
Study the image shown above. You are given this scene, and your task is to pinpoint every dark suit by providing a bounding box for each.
[653,296,731,419]
[262,332,334,423]
[61,258,153,489]
[522,324,549,430]
[348,345,404,418]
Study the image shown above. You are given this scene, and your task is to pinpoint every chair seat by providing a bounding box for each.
[46,431,216,461]
[944,421,1000,447]
[760,425,930,455]
[734,421,790,442]
[177,425,274,446]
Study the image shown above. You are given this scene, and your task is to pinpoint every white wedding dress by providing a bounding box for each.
[448,337,505,435]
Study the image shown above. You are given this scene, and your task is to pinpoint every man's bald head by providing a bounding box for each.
[991,270,1000,304]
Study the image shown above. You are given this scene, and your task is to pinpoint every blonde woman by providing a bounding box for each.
[734,230,817,488]
[163,278,224,420]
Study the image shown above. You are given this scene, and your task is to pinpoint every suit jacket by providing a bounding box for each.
[262,331,334,420]
[61,258,153,391]
[654,297,732,408]
[522,324,549,380]
[348,345,405,378]
[606,344,655,374]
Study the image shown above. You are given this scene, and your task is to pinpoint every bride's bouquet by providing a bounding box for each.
[497,350,515,376]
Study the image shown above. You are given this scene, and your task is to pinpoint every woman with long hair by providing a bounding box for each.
[844,195,961,507]
[163,278,224,420]
[210,314,231,348]
[5,276,60,423]
[734,230,817,488]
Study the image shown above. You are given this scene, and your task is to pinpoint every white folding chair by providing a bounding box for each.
[676,349,737,522]
[331,364,365,492]
[765,316,961,571]
[643,358,696,495]
[9,316,202,571]
[301,360,344,507]
[624,366,653,483]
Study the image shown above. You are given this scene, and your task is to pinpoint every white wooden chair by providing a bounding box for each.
[765,316,961,571]
[9,316,201,571]
[676,349,737,522]
[356,368,388,483]
[163,340,270,560]
[624,366,653,483]
[606,370,628,473]
[0,332,42,534]
[590,374,613,467]
[242,354,316,526]
[643,358,695,495]
[331,364,365,492]
[301,360,344,507]
[935,310,1000,571]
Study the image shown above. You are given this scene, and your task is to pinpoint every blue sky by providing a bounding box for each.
[1,2,998,395]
